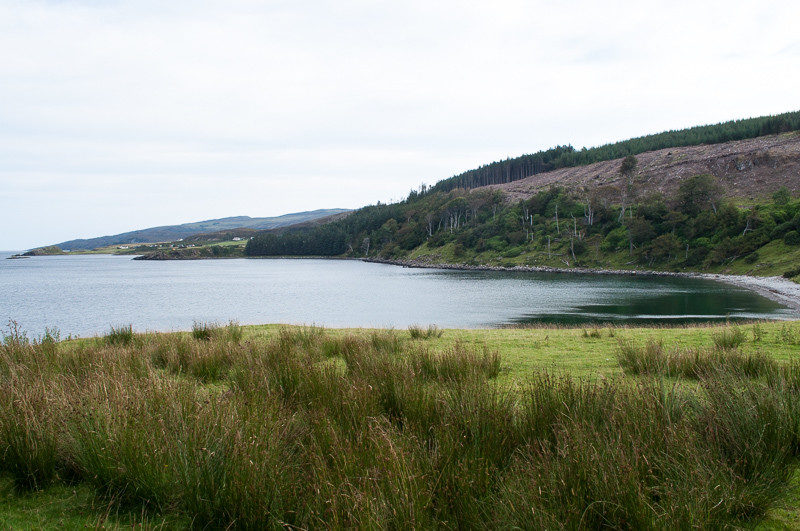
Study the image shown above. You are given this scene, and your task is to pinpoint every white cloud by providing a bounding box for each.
[1,0,799,248]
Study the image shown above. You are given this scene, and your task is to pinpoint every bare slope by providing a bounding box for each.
[482,132,800,201]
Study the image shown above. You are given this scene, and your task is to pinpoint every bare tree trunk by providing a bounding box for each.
[555,204,560,234]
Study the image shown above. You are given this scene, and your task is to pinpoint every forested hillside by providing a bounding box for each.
[246,112,800,280]
[246,175,800,279]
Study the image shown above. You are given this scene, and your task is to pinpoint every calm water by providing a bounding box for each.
[0,253,796,337]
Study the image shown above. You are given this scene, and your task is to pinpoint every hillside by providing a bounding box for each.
[484,132,800,202]
[244,119,800,282]
[52,209,351,251]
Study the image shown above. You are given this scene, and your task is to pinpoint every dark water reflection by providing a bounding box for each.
[0,254,796,337]
[514,290,784,325]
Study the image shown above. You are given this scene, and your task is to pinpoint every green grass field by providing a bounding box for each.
[2,321,800,528]
[236,322,800,380]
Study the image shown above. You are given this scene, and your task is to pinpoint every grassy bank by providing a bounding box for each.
[2,321,800,528]
[404,236,800,282]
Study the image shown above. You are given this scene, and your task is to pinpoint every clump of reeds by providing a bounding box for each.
[712,326,748,350]
[191,320,243,342]
[225,321,244,342]
[582,328,602,338]
[320,334,364,359]
[37,327,60,357]
[408,324,444,339]
[147,333,236,382]
[2,320,29,350]
[105,324,134,346]
[277,325,323,351]
[617,338,776,379]
[410,341,500,381]
[191,321,216,341]
[370,330,400,354]
[0,377,62,490]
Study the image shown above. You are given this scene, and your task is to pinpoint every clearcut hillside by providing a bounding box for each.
[482,132,800,202]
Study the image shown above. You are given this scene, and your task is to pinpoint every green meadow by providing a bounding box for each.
[2,321,800,528]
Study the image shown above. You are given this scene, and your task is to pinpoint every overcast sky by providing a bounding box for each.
[1,0,799,249]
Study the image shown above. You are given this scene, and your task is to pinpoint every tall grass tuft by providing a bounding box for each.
[617,338,776,379]
[105,324,134,346]
[37,327,60,357]
[410,341,500,381]
[277,325,323,351]
[370,330,400,354]
[191,321,217,341]
[192,320,243,343]
[224,320,243,342]
[712,326,748,350]
[2,319,29,351]
[617,339,668,375]
[408,324,444,339]
[0,378,62,490]
[582,328,602,338]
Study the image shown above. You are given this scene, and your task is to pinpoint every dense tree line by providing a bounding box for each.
[428,110,800,194]
[428,146,575,192]
[245,225,349,256]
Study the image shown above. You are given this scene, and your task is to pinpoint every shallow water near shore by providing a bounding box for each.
[1,253,796,337]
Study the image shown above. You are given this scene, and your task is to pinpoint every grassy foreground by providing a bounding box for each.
[2,321,800,528]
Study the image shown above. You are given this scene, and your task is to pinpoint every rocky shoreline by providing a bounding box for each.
[363,258,800,312]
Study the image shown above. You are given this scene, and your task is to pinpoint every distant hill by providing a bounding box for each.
[53,209,351,251]
[182,210,353,244]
